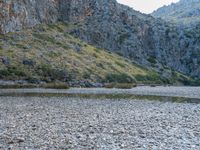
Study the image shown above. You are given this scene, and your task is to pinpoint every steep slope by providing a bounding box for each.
[0,0,200,81]
[1,23,179,85]
[65,0,200,78]
[0,0,59,34]
[152,0,200,27]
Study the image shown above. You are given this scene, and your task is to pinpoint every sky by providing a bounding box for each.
[117,0,180,14]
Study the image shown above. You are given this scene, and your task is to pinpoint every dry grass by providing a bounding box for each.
[0,23,149,83]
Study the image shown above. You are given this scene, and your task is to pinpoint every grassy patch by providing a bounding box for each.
[0,84,38,89]
[36,65,69,82]
[104,83,137,89]
[0,82,69,89]
[0,67,27,79]
[42,82,69,89]
[105,73,136,83]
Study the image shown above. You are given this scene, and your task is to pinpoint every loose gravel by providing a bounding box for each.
[0,96,200,150]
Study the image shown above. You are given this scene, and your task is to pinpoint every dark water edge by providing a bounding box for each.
[0,92,200,104]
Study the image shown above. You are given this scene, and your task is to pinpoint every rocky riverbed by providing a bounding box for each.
[0,91,200,149]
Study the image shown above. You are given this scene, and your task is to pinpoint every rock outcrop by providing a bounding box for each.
[0,0,59,33]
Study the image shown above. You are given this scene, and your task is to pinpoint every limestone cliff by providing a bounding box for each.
[0,0,59,33]
[63,0,200,78]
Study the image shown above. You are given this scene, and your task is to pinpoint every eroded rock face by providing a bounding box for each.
[0,0,117,33]
[65,0,200,78]
[0,0,59,33]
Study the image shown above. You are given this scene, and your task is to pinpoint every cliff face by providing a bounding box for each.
[0,0,116,33]
[0,0,59,33]
[0,0,200,78]
[65,0,200,78]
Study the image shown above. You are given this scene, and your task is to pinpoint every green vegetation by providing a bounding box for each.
[0,82,69,89]
[105,73,136,83]
[42,82,69,89]
[135,74,168,85]
[0,66,26,79]
[0,23,150,84]
[147,56,157,64]
[118,32,130,44]
[0,22,197,87]
[104,83,137,89]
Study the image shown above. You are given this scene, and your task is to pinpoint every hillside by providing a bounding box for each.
[1,23,181,86]
[152,0,200,27]
[0,0,200,85]
[65,0,200,78]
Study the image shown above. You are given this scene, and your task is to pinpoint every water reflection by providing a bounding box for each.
[0,92,199,104]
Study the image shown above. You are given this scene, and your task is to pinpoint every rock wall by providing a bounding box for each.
[65,0,200,78]
[0,0,59,34]
[0,0,117,33]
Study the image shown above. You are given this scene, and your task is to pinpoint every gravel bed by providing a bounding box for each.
[1,86,200,99]
[0,96,200,150]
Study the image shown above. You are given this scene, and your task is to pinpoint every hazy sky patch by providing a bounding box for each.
[117,0,180,14]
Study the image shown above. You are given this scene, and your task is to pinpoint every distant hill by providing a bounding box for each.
[152,0,200,27]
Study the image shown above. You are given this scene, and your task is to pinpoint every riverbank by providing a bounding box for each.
[1,86,200,99]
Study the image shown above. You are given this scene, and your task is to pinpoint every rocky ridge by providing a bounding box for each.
[152,0,200,27]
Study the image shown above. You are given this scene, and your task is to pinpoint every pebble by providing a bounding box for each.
[0,90,199,149]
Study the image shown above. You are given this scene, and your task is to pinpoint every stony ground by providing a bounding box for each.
[0,96,200,150]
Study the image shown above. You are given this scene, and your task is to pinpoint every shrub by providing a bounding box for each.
[189,79,200,86]
[42,82,69,89]
[0,82,70,89]
[147,56,157,64]
[0,69,10,77]
[26,76,41,84]
[33,33,56,44]
[115,61,126,68]
[177,74,191,85]
[0,67,26,78]
[36,65,69,82]
[105,73,136,83]
[47,51,61,58]
[135,75,147,81]
[135,73,170,85]
[0,84,38,89]
[47,24,64,32]
[118,33,130,44]
[115,83,137,89]
[104,83,137,89]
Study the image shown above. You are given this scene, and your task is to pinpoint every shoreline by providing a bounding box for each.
[0,86,200,99]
